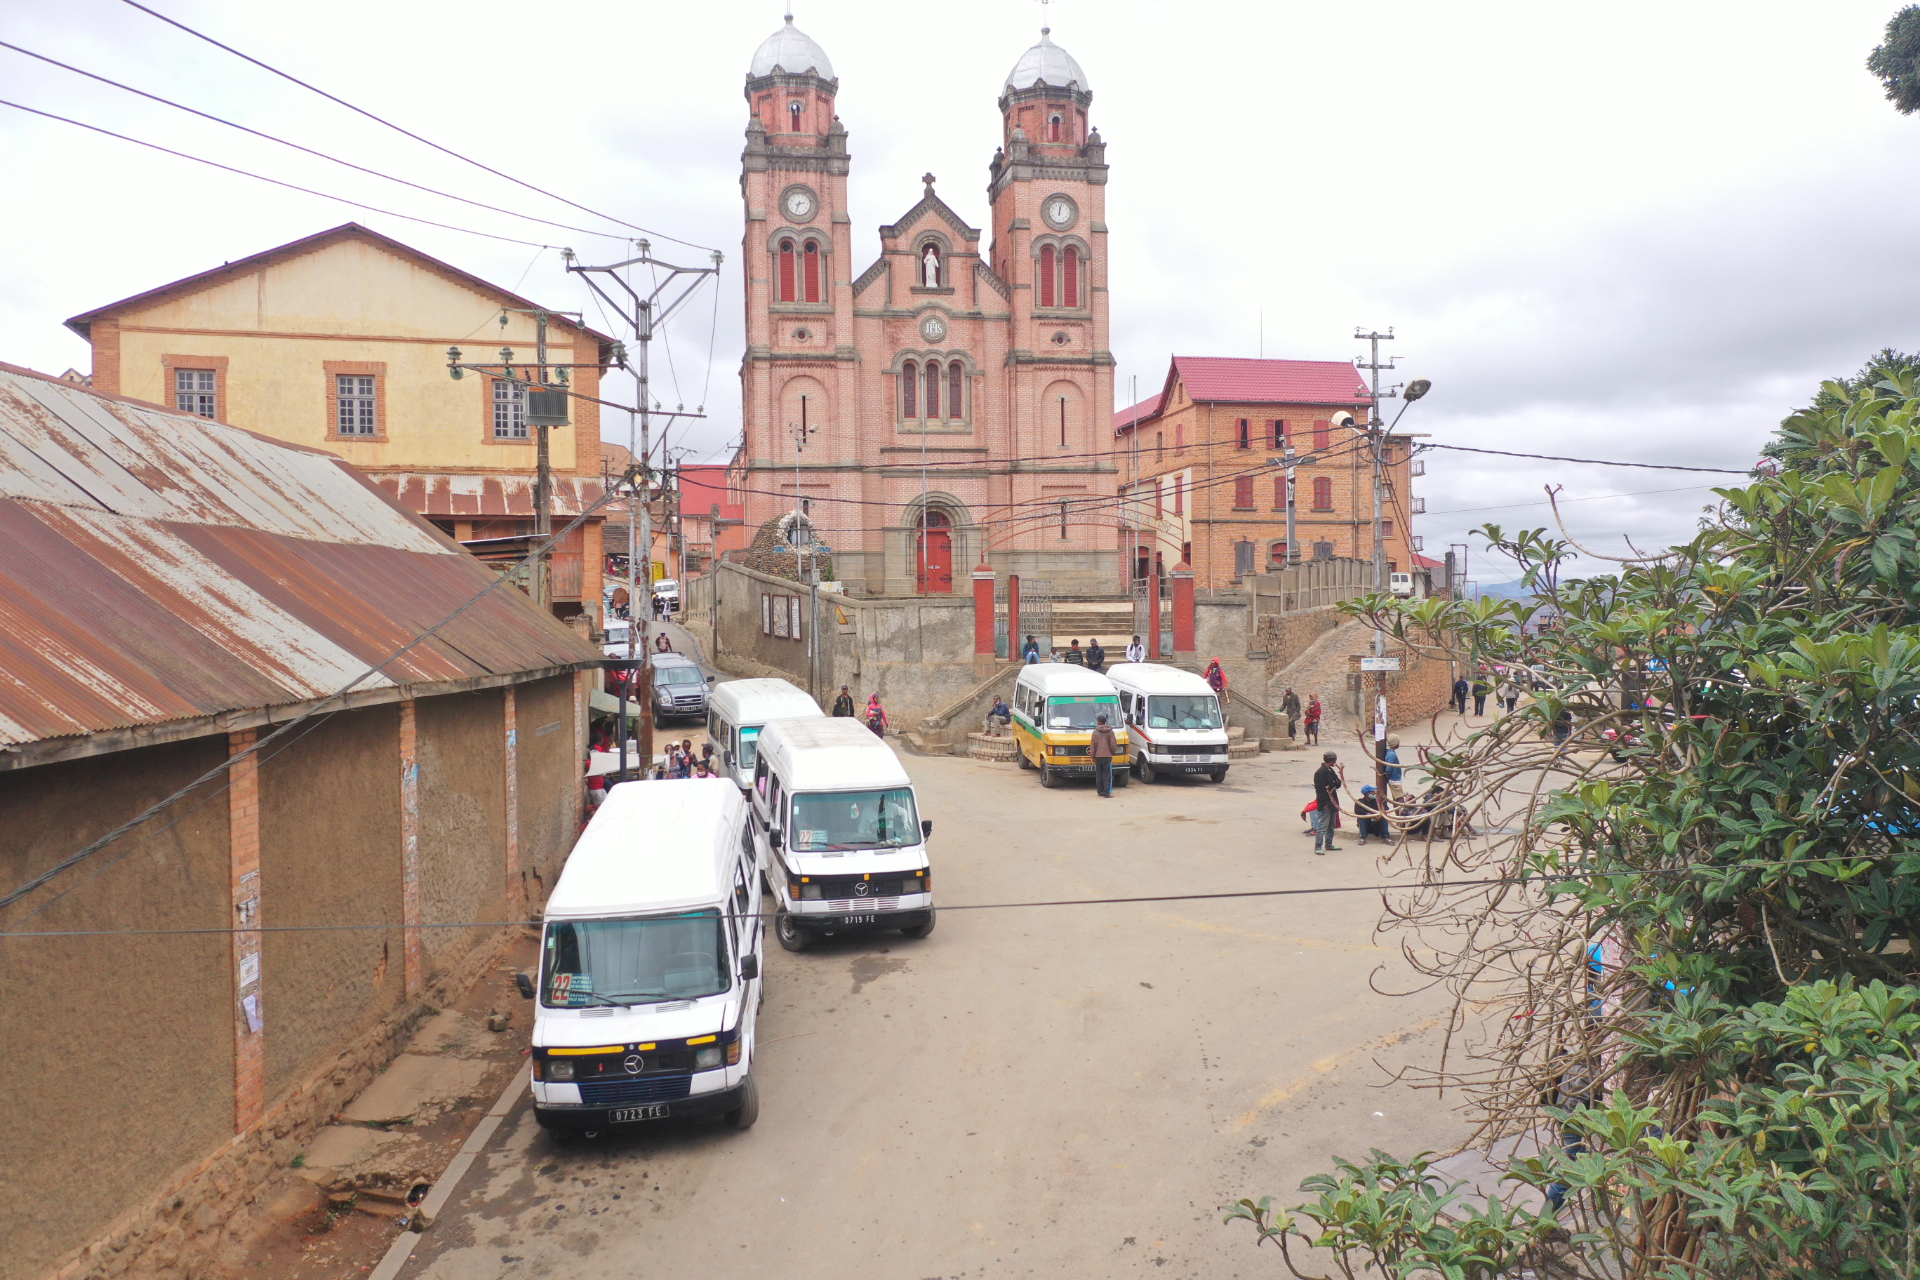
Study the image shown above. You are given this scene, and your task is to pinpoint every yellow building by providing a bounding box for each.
[66,223,617,620]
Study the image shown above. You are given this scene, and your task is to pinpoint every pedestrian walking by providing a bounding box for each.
[1203,658,1228,696]
[1125,634,1145,663]
[1303,694,1322,745]
[1472,674,1490,717]
[832,685,856,717]
[1086,637,1106,673]
[1023,634,1042,664]
[1353,785,1389,845]
[1382,734,1405,802]
[1090,713,1119,797]
[1065,639,1086,666]
[1280,687,1301,740]
[1312,751,1345,854]
[865,694,890,737]
[1451,675,1470,716]
[655,632,673,654]
[1498,677,1518,714]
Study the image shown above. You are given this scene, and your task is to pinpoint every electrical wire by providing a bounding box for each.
[1424,443,1749,475]
[5,850,1912,940]
[1418,485,1715,518]
[119,0,718,254]
[0,98,557,250]
[0,40,630,243]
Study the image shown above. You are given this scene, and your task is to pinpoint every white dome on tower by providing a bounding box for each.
[750,15,835,79]
[1005,28,1088,92]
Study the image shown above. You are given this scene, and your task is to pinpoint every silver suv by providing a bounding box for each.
[652,653,710,727]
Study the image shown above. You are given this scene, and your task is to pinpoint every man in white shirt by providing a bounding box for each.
[1125,634,1146,663]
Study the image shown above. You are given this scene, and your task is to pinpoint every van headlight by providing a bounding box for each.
[797,881,822,900]
[694,1046,724,1070]
[545,1060,575,1081]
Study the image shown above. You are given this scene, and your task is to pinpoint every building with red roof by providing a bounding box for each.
[1112,356,1422,589]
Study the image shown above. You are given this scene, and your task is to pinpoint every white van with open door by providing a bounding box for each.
[517,778,763,1137]
[751,717,933,951]
[707,678,825,790]
[1106,662,1232,783]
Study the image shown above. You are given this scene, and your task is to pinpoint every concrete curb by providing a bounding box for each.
[367,1060,530,1280]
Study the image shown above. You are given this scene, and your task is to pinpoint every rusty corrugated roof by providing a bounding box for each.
[374,472,606,519]
[0,364,599,749]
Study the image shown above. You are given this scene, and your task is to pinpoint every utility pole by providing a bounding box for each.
[1355,327,1396,799]
[568,242,722,782]
[791,397,820,702]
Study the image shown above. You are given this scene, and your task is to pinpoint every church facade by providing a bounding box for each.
[738,17,1117,595]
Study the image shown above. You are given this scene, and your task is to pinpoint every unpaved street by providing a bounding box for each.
[397,747,1469,1280]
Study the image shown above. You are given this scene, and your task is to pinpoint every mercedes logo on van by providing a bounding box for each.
[623,1053,644,1075]
[854,881,870,897]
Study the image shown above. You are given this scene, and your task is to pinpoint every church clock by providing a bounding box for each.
[1042,195,1077,230]
[782,185,817,222]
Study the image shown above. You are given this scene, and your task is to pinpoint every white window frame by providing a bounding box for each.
[175,368,217,419]
[493,380,528,439]
[335,374,377,435]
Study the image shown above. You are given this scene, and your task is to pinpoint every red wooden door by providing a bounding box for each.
[917,512,953,593]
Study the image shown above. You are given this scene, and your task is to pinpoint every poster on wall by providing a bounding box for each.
[761,592,772,635]
[773,595,789,638]
[790,596,803,641]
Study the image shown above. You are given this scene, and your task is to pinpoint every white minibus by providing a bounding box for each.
[751,717,933,951]
[707,678,825,790]
[515,778,763,1137]
[1106,662,1231,783]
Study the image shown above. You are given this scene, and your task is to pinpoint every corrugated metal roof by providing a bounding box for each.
[376,472,606,519]
[0,364,599,750]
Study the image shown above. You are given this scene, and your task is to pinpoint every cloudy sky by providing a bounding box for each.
[3,0,1915,581]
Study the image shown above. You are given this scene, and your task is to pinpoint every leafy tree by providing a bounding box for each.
[1228,364,1920,1277]
[1793,347,1920,418]
[1868,5,1920,114]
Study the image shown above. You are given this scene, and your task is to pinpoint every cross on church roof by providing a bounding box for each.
[922,172,936,195]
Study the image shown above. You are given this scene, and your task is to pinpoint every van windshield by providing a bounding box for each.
[541,910,728,1007]
[1148,695,1222,730]
[738,725,761,771]
[1046,695,1121,730]
[790,788,921,852]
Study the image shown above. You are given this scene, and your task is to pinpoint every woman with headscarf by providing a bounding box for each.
[1203,658,1228,696]
[1303,693,1323,746]
[865,693,890,737]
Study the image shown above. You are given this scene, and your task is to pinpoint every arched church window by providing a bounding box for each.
[788,100,804,132]
[1063,247,1080,308]
[902,360,917,418]
[1049,114,1063,143]
[919,244,941,288]
[803,241,820,303]
[948,362,963,419]
[925,361,940,420]
[778,239,796,303]
[1039,245,1055,308]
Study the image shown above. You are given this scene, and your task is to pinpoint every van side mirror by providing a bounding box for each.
[921,819,933,838]
[514,972,535,1000]
[738,953,760,981]
[769,829,783,850]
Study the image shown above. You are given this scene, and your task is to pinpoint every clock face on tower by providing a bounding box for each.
[1042,195,1078,230]
[782,185,817,223]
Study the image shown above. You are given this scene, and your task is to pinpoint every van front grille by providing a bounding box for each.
[578,1073,694,1106]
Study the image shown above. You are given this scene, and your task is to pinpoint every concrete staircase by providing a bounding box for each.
[1267,617,1374,737]
[1045,601,1137,650]
[1226,726,1261,760]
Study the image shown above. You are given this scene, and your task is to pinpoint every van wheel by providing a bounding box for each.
[1040,762,1057,788]
[1114,768,1130,788]
[1211,767,1229,783]
[774,906,809,953]
[1138,757,1157,784]
[901,908,935,939]
[1016,744,1032,769]
[726,1075,760,1130]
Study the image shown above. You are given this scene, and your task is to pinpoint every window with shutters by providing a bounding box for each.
[778,239,796,302]
[1312,476,1333,510]
[1063,246,1079,307]
[1233,476,1254,509]
[1234,540,1255,578]
[1153,480,1163,519]
[1271,419,1287,449]
[1174,476,1184,515]
[1039,245,1055,308]
[803,241,820,303]
[1313,420,1331,451]
[1236,418,1250,449]
[1273,475,1288,509]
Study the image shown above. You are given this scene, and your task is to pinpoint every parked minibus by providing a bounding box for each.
[516,778,763,1136]
[1105,662,1231,783]
[707,678,825,790]
[1010,664,1130,788]
[751,717,933,951]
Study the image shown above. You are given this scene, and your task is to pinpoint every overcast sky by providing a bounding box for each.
[3,0,1915,580]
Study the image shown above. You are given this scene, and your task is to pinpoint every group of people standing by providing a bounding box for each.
[1021,635,1125,671]
[1451,670,1523,717]
[831,685,890,737]
[1300,736,1405,853]
[1277,687,1324,744]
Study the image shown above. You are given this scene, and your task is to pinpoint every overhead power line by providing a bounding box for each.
[1425,443,1749,475]
[0,39,629,243]
[0,98,558,249]
[119,0,718,254]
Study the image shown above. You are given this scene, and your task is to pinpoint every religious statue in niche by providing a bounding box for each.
[922,245,940,288]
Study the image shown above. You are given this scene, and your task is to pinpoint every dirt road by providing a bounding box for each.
[396,747,1468,1279]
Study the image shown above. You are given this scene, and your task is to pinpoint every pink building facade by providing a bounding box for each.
[739,18,1117,595]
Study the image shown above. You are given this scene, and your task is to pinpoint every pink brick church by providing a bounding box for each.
[739,16,1116,595]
